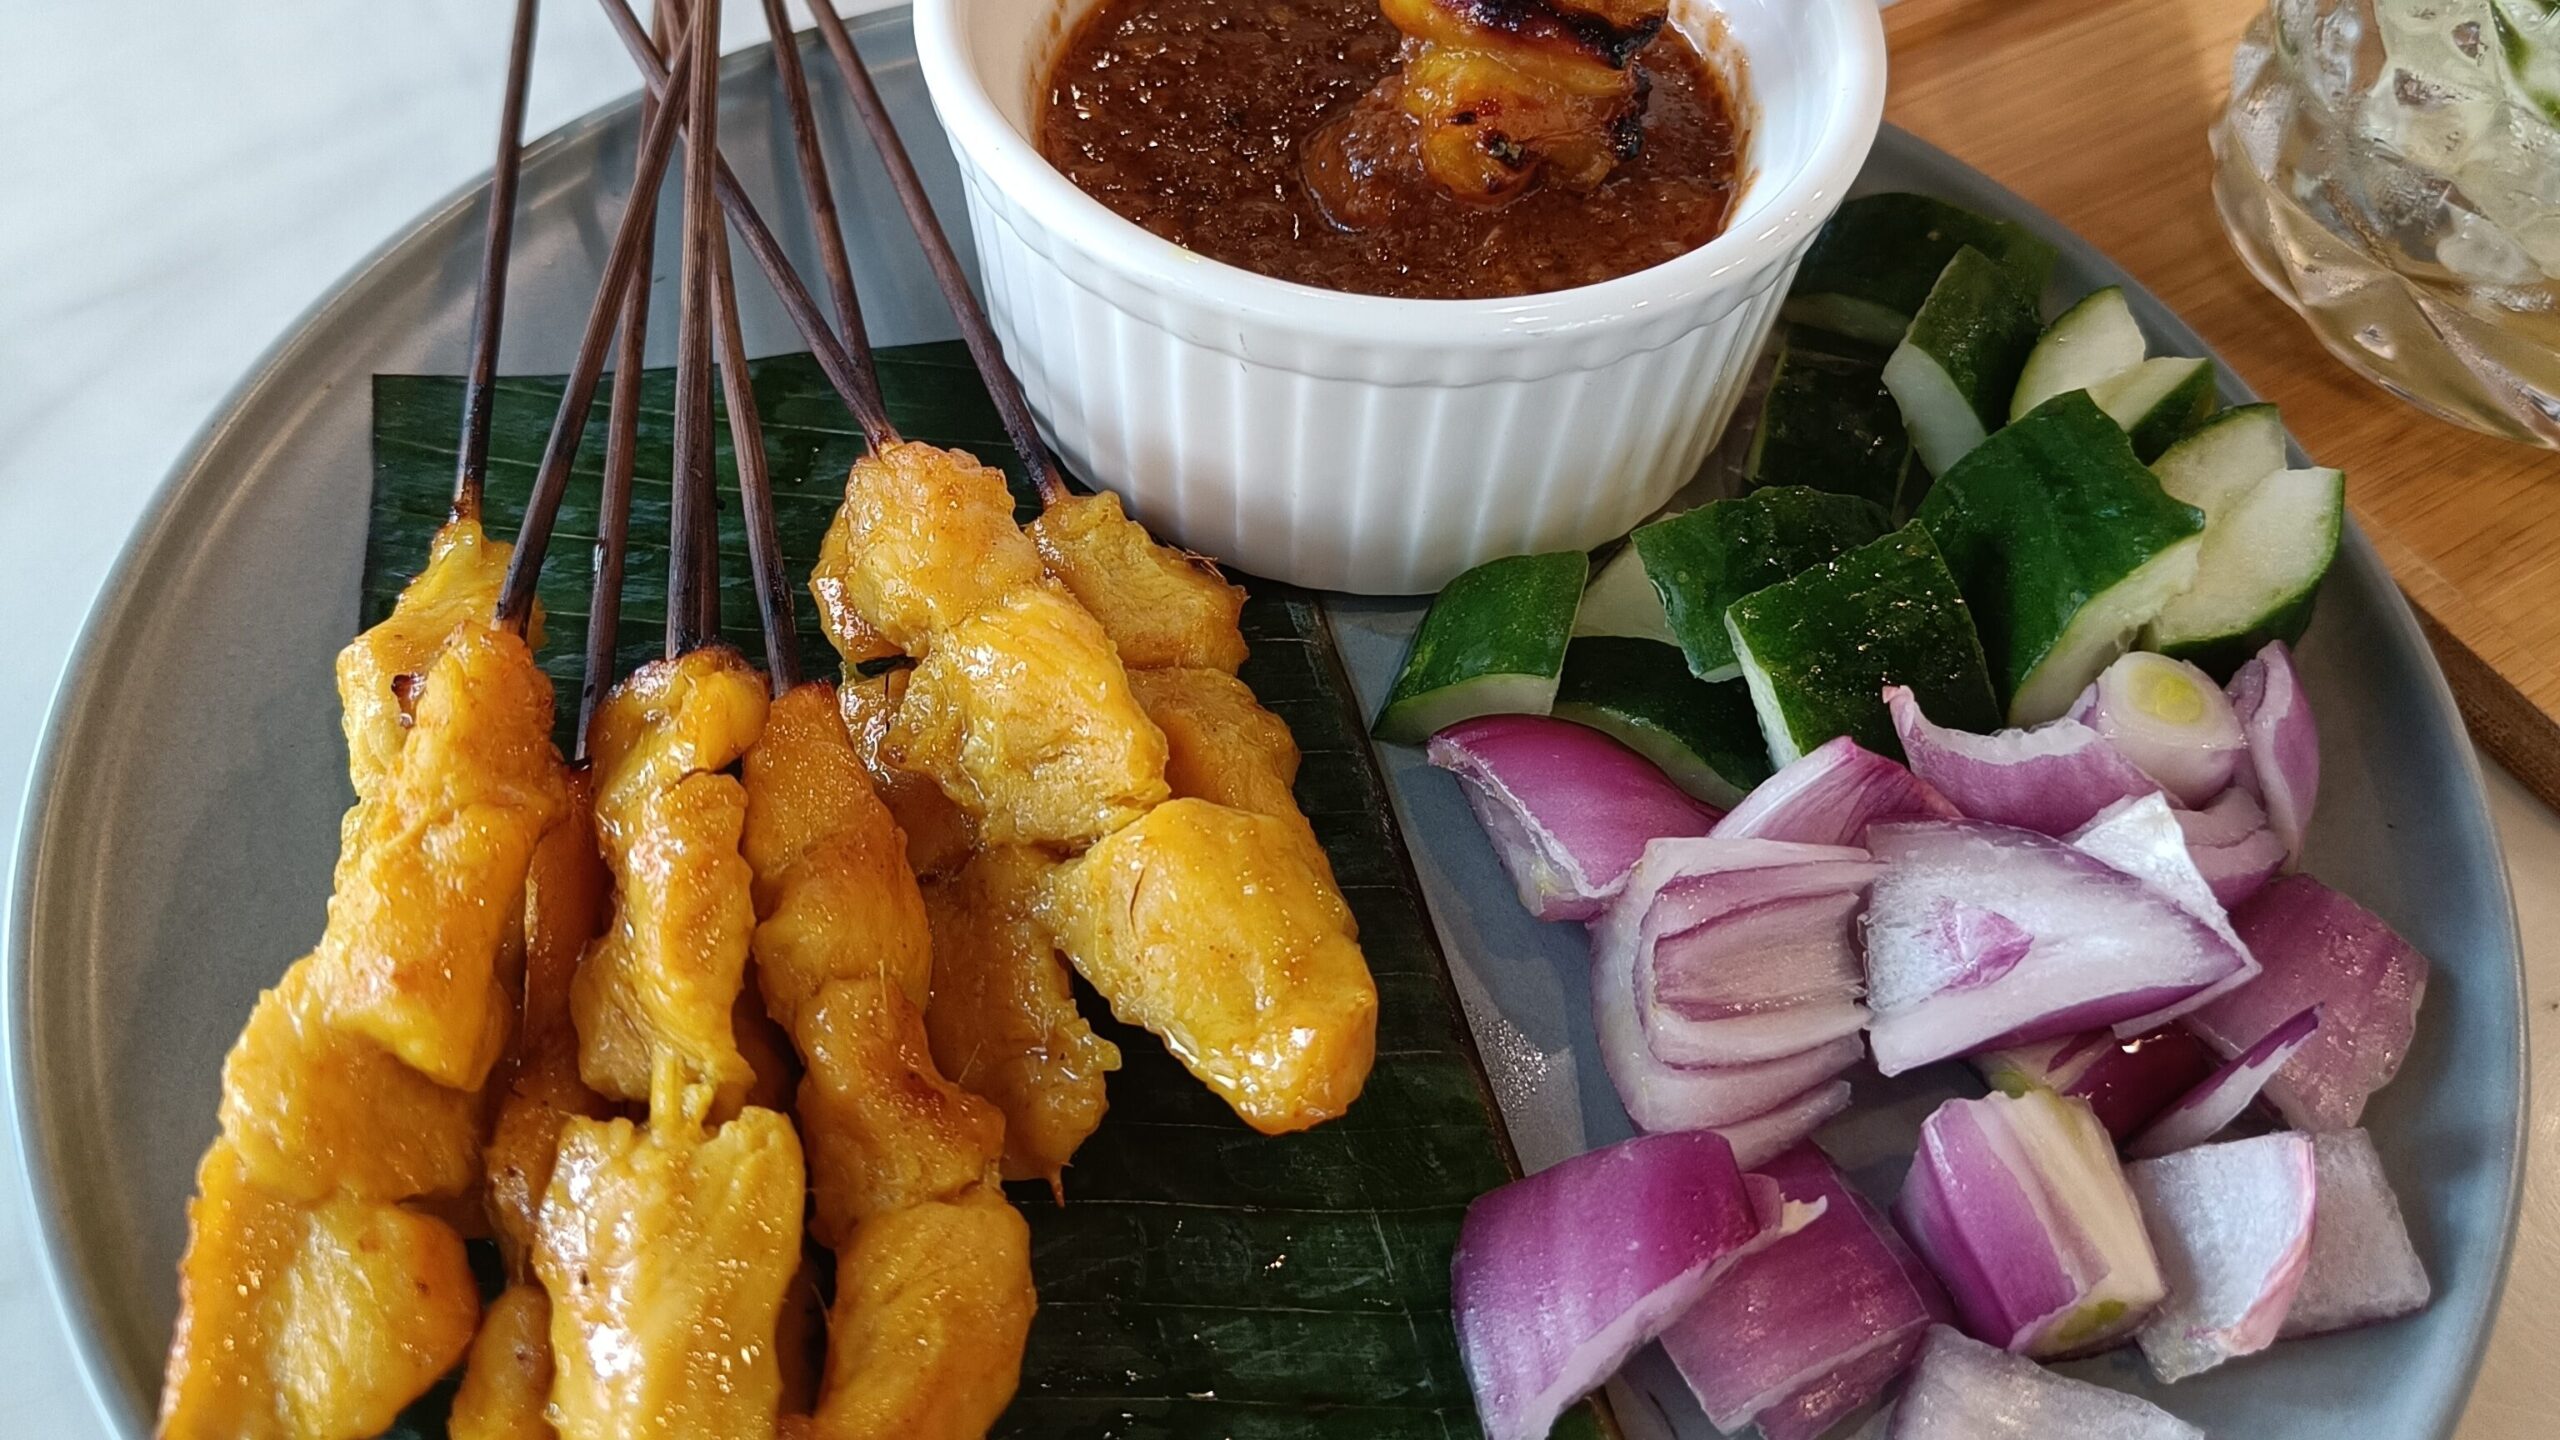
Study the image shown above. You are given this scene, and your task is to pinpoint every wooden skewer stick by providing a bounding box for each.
[578,0,665,755]
[496,11,699,633]
[667,0,726,660]
[802,0,1063,504]
[590,0,897,447]
[714,225,804,693]
[757,0,869,355]
[453,0,542,522]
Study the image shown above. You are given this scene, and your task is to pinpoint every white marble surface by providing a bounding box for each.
[0,1,2550,1435]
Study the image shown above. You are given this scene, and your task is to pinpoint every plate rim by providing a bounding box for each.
[3,23,2527,1436]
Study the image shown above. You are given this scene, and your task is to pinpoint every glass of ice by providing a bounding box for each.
[2215,0,2560,446]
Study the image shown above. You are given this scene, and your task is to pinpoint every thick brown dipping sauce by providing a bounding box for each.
[1038,0,1747,300]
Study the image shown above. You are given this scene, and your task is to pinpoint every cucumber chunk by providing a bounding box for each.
[1914,392,2207,724]
[1374,550,1589,744]
[1884,247,2047,476]
[1573,543,1676,644]
[2144,466,2344,675]
[2090,356,2218,461]
[2151,403,2288,515]
[2010,287,2146,422]
[1747,329,1922,518]
[1629,487,1894,683]
[1553,637,1775,808]
[1785,193,2061,346]
[1724,526,2003,767]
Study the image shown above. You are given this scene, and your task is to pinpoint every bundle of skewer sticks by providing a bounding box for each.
[155,3,1382,1438]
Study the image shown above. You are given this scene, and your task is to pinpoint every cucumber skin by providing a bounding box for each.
[1909,247,2047,429]
[1553,637,1774,807]
[2110,359,2219,462]
[2149,590,2320,679]
[1633,487,1894,682]
[1375,550,1589,744]
[1789,193,2061,340]
[1746,331,1920,519]
[1914,391,2207,714]
[1723,526,2003,764]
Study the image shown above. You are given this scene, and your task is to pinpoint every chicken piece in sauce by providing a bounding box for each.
[1028,489,1248,674]
[809,440,1046,660]
[448,1283,555,1440]
[839,669,976,879]
[808,1190,1036,1440]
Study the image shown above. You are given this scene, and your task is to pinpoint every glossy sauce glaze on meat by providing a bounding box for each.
[1039,0,1745,299]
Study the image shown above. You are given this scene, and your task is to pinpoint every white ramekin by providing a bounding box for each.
[914,0,1888,594]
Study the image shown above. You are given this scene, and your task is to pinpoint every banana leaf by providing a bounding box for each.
[366,344,1601,1440]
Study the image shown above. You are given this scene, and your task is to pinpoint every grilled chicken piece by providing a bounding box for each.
[572,648,769,1116]
[810,440,1046,659]
[1042,798,1377,1134]
[810,1191,1036,1440]
[164,525,567,1439]
[308,621,568,1089]
[839,670,975,878]
[923,844,1120,1188]
[741,684,934,1027]
[1028,490,1248,674]
[892,582,1171,848]
[450,1284,556,1440]
[796,976,1008,1246]
[161,1142,481,1440]
[536,1109,806,1440]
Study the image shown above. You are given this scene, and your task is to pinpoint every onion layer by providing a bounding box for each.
[1887,686,2160,836]
[2069,651,2244,806]
[2226,641,2319,864]
[2279,1129,2432,1338]
[2174,788,2287,908]
[1451,1130,1809,1440]
[1895,1090,2165,1357]
[2126,1006,2320,1159]
[1972,1025,2219,1141]
[2066,794,2262,1030]
[1890,1326,2204,1439]
[2187,875,2427,1132]
[1429,713,1719,922]
[1711,735,1960,846]
[2127,1133,2319,1382]
[1662,1143,1949,1436]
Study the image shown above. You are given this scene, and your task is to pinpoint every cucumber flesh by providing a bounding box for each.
[2144,466,2344,675]
[1374,550,1589,744]
[1885,247,2046,476]
[1552,638,1774,808]
[2010,287,2146,421]
[1573,543,1677,644]
[2091,356,2217,462]
[1787,193,2061,345]
[1747,330,1919,518]
[2151,403,2288,518]
[1914,392,2208,724]
[1631,487,1893,683]
[1723,527,2003,767]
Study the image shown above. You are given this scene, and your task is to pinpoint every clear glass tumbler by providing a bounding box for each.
[2215,0,2560,446]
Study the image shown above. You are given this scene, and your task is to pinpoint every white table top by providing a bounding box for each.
[1,2,2550,1435]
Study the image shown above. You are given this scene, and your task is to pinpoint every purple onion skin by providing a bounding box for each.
[1886,686,2162,837]
[1978,1026,2220,1141]
[1896,1101,2081,1351]
[1430,713,1720,921]
[1452,1130,1771,1440]
[2127,1007,2322,1159]
[1713,736,1961,847]
[2190,876,2428,1132]
[2226,642,2320,865]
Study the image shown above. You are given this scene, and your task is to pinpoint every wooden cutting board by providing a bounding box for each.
[1883,0,2560,810]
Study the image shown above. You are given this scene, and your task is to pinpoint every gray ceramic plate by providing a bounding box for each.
[5,10,2524,1438]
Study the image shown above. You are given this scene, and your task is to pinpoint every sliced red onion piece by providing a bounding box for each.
[1973,1025,2219,1141]
[2226,641,2319,864]
[2280,1129,2431,1338]
[2066,794,2262,1029]
[2127,1133,2319,1382]
[1662,1144,1949,1437]
[1756,1334,1920,1440]
[2187,875,2428,1131]
[1597,838,1881,1079]
[1862,820,2252,1076]
[1886,686,2161,836]
[1451,1130,1816,1440]
[1889,1326,2205,1440]
[2068,652,2244,806]
[1895,1091,2165,1357]
[1713,1079,1858,1170]
[2126,1007,2321,1159]
[1428,714,1720,922]
[2175,788,2288,908]
[1711,735,1961,846]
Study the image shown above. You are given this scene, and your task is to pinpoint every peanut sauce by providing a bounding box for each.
[1037,0,1746,300]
